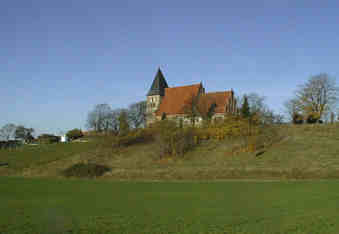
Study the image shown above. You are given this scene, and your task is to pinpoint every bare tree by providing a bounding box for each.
[295,74,338,120]
[14,126,34,142]
[118,110,130,136]
[238,92,283,124]
[246,93,267,115]
[235,93,266,115]
[0,123,17,141]
[86,104,112,132]
[128,101,147,128]
[283,98,301,122]
[331,112,335,124]
[106,109,121,133]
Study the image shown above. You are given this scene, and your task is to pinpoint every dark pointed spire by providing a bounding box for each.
[147,68,169,96]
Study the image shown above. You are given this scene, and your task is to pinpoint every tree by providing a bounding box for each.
[273,113,284,124]
[284,98,302,122]
[237,93,281,124]
[236,93,266,115]
[161,112,167,120]
[0,123,16,141]
[86,104,112,132]
[331,112,335,124]
[66,129,84,141]
[14,126,34,142]
[128,101,147,128]
[295,74,338,121]
[86,104,128,134]
[118,111,130,136]
[240,95,251,118]
[246,93,267,115]
[106,109,121,133]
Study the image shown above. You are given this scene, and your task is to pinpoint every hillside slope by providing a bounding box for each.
[1,124,339,180]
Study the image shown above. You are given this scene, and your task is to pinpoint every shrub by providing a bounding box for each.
[244,124,284,153]
[62,163,111,178]
[152,120,197,158]
[99,114,285,158]
[37,134,60,144]
[112,128,154,148]
[306,112,320,124]
[198,114,285,153]
[292,113,304,124]
[66,129,84,141]
[202,115,260,141]
[194,127,210,141]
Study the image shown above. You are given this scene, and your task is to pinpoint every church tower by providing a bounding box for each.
[146,68,169,125]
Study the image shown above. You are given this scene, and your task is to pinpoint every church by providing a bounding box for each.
[146,68,237,126]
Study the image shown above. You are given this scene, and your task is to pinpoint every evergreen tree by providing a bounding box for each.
[241,96,251,118]
[161,112,167,120]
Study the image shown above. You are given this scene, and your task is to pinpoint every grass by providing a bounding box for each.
[0,141,97,176]
[1,124,339,180]
[1,176,339,234]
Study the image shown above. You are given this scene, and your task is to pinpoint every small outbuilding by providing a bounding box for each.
[60,135,68,143]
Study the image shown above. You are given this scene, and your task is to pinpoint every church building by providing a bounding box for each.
[146,68,237,126]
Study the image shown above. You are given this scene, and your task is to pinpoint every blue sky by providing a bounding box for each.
[1,0,339,134]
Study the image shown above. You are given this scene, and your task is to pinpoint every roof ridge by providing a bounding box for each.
[165,83,201,89]
[206,91,232,94]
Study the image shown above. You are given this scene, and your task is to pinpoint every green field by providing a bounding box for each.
[1,177,339,234]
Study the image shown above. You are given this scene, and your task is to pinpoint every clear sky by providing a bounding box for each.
[1,0,339,135]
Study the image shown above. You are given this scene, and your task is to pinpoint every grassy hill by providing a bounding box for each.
[1,124,339,180]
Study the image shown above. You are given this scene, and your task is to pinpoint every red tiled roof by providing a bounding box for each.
[156,84,202,116]
[205,91,233,114]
